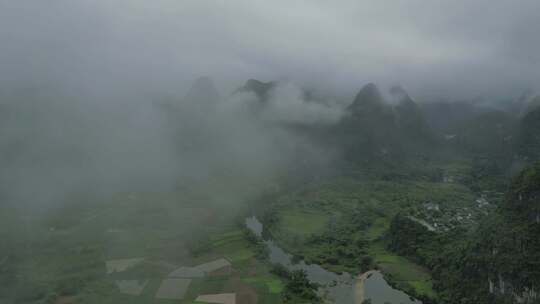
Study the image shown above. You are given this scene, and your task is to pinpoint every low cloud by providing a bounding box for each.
[1,1,539,99]
[261,83,344,125]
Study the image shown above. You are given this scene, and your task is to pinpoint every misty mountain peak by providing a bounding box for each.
[390,86,431,140]
[390,85,410,102]
[356,83,381,100]
[525,95,540,113]
[238,79,277,101]
[348,83,384,113]
[389,85,407,96]
[391,85,417,109]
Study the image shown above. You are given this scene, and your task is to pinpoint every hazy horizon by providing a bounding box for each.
[1,1,540,102]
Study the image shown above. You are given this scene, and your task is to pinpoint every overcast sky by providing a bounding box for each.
[1,0,539,101]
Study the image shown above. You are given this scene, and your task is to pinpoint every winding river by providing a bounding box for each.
[245,216,420,304]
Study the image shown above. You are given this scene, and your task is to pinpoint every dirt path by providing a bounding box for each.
[355,270,377,304]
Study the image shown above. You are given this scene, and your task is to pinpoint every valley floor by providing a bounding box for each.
[0,156,506,304]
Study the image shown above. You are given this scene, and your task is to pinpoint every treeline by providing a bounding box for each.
[269,265,321,304]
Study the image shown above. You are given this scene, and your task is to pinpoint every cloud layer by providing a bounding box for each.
[1,0,539,99]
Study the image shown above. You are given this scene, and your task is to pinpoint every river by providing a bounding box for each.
[245,216,421,304]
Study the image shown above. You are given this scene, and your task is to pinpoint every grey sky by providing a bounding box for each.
[1,0,539,100]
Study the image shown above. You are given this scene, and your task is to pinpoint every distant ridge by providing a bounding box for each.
[235,79,276,102]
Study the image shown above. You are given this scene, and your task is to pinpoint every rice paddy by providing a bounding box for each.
[155,278,192,300]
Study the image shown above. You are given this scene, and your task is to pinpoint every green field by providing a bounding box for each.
[279,209,329,236]
[368,242,436,299]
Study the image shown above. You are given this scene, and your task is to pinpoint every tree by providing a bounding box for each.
[282,270,320,303]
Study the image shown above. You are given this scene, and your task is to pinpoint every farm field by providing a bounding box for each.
[0,191,284,304]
